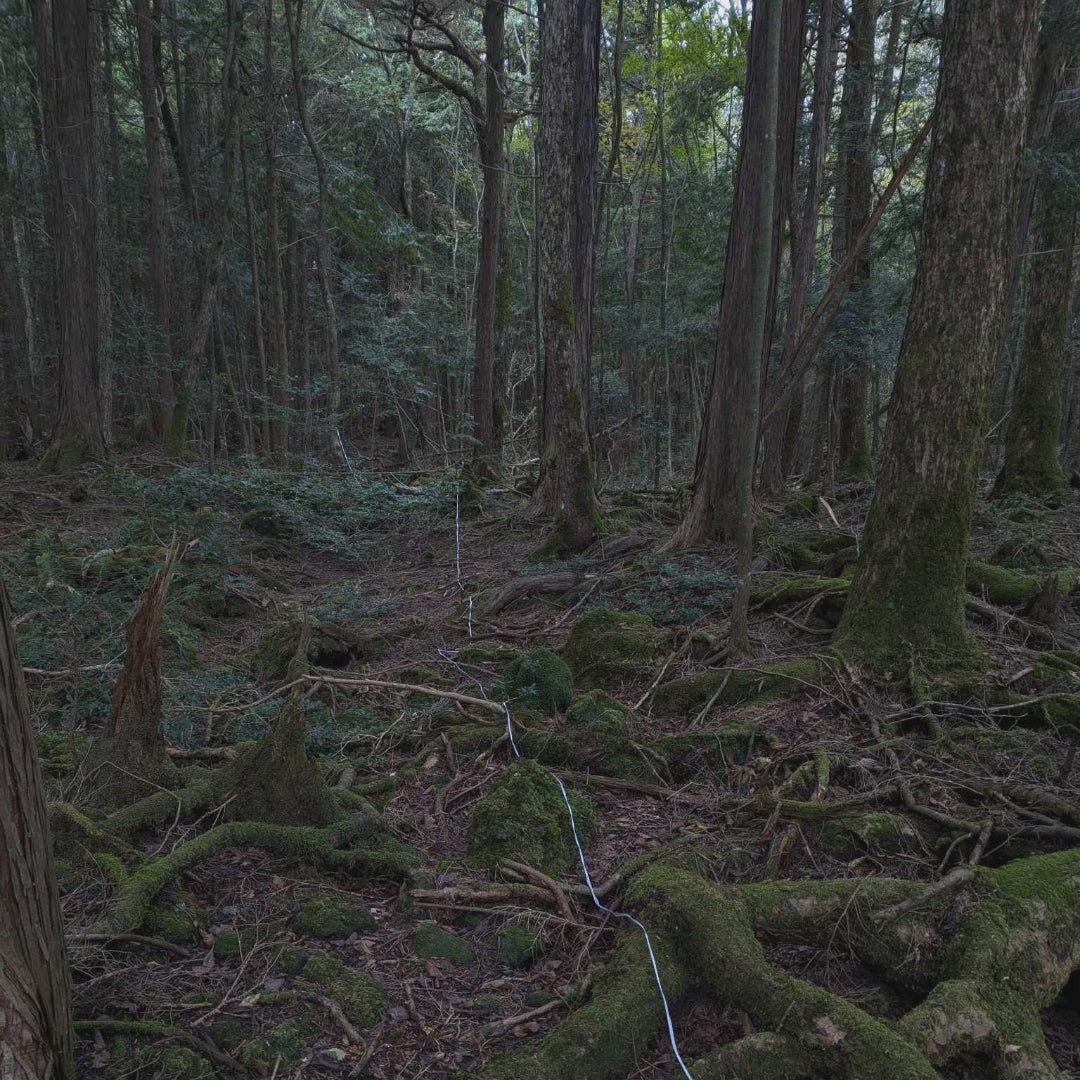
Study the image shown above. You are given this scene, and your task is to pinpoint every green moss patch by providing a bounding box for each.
[294,898,375,939]
[498,924,547,969]
[498,649,574,713]
[467,759,593,874]
[562,609,664,689]
[650,658,820,718]
[414,921,476,966]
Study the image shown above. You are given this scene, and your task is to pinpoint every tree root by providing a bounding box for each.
[99,819,420,933]
[484,848,1080,1080]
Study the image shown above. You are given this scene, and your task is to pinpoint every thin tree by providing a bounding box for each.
[992,103,1078,498]
[0,574,76,1080]
[672,0,805,547]
[529,0,602,555]
[730,0,783,653]
[839,0,1042,667]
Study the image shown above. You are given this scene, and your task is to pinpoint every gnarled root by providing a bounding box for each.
[484,849,1080,1080]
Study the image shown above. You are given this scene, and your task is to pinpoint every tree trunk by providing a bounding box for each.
[730,0,783,653]
[838,0,1041,668]
[0,575,76,1080]
[470,0,508,480]
[33,0,106,468]
[136,0,175,440]
[831,0,877,481]
[529,0,602,556]
[759,0,837,491]
[992,109,1077,498]
[672,0,805,546]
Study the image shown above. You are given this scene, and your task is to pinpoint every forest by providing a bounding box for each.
[3,0,1080,1077]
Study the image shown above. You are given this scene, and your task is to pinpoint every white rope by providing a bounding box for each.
[501,700,695,1080]
[449,482,694,1077]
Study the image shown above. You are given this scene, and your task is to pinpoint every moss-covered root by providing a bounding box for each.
[484,850,1080,1080]
[649,658,821,718]
[100,819,420,933]
[483,931,688,1080]
[105,766,225,839]
[966,559,1079,606]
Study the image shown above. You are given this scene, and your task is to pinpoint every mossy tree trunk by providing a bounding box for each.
[0,574,76,1080]
[838,0,1041,669]
[992,110,1077,498]
[672,0,804,547]
[529,0,601,555]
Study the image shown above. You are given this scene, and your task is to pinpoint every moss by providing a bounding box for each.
[205,1018,245,1052]
[251,614,354,680]
[648,722,764,782]
[965,559,1079,606]
[414,921,476,966]
[562,609,664,689]
[472,994,503,1017]
[524,990,555,1008]
[145,1047,215,1080]
[467,759,592,874]
[37,731,92,775]
[238,1019,309,1070]
[274,947,310,975]
[294,898,375,938]
[213,927,261,958]
[100,819,418,933]
[457,641,522,666]
[499,649,574,713]
[498,924,546,969]
[991,536,1048,568]
[140,903,201,944]
[820,812,918,859]
[650,658,820,718]
[565,690,632,733]
[750,574,850,608]
[300,953,387,1027]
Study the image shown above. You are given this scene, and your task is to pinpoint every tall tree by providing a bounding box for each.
[33,0,107,467]
[529,0,602,554]
[992,104,1078,498]
[0,575,75,1080]
[672,0,805,547]
[838,0,1042,667]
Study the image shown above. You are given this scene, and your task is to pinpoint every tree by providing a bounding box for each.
[33,0,107,467]
[671,0,804,548]
[838,0,1042,668]
[529,0,602,555]
[992,110,1077,499]
[0,574,75,1080]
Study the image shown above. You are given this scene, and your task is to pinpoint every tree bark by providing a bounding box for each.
[529,0,602,555]
[136,0,175,439]
[470,0,509,479]
[992,107,1077,498]
[838,0,1041,668]
[33,0,107,467]
[672,0,805,546]
[759,0,838,491]
[0,575,76,1080]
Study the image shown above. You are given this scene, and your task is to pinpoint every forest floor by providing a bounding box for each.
[4,455,1080,1080]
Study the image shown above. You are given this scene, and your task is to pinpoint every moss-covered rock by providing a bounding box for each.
[650,659,820,718]
[205,1018,245,1053]
[300,952,387,1027]
[414,921,476,966]
[565,689,632,734]
[498,924,547,969]
[562,609,664,689]
[467,759,592,873]
[238,1020,309,1070]
[294,898,375,939]
[499,649,574,713]
[212,926,260,959]
[648,722,764,782]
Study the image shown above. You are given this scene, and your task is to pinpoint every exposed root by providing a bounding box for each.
[100,819,420,933]
[483,848,1080,1080]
